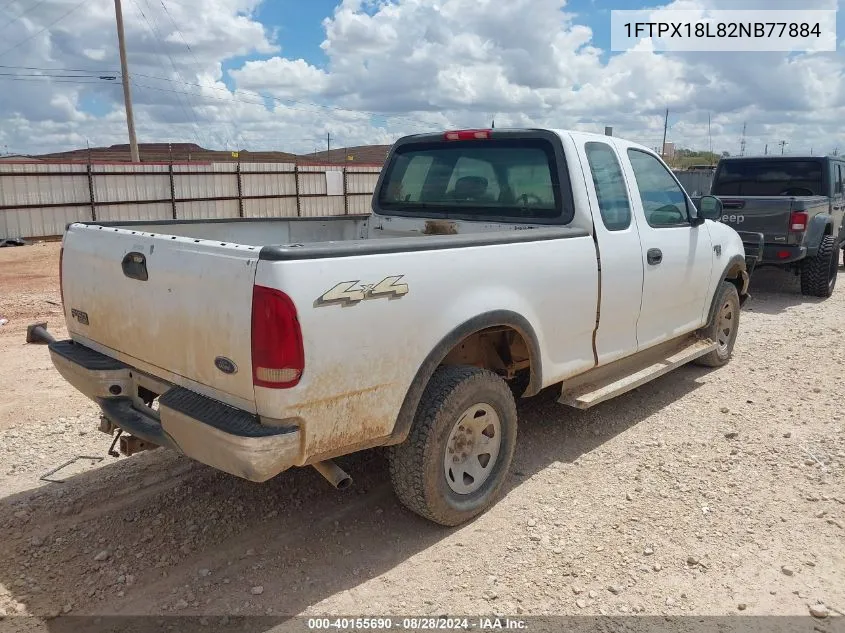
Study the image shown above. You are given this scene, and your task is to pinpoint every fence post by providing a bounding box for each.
[168,161,177,219]
[236,161,244,218]
[294,164,301,217]
[86,162,96,222]
[342,167,349,215]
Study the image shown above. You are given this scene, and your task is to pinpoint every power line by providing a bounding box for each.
[128,0,204,146]
[0,0,50,31]
[0,63,119,72]
[129,71,438,132]
[0,75,113,83]
[140,0,233,148]
[0,0,90,57]
[154,0,239,148]
[129,80,436,134]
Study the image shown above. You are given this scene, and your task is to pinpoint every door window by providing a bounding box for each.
[585,142,631,231]
[627,150,690,228]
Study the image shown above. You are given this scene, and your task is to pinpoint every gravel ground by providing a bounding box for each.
[0,242,843,624]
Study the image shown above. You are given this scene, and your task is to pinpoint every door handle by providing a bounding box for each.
[647,248,663,266]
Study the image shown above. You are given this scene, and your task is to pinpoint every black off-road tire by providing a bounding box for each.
[800,235,838,298]
[388,366,518,526]
[695,281,741,368]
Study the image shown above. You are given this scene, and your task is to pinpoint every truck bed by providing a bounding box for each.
[89,215,371,246]
[60,214,588,412]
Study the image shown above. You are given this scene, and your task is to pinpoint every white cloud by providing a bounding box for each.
[0,0,844,158]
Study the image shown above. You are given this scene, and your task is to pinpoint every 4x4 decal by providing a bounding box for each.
[316,275,409,306]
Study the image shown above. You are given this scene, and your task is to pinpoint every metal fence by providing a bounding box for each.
[1,160,718,240]
[0,161,382,240]
[674,170,714,197]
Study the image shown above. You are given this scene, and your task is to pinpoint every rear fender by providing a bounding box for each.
[805,214,833,257]
[384,310,542,446]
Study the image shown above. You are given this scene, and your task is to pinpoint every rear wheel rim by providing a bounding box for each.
[443,403,502,495]
[716,300,735,353]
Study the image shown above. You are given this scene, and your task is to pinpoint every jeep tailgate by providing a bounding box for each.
[714,197,796,244]
[60,223,259,409]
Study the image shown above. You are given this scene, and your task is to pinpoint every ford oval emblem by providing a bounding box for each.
[214,356,238,375]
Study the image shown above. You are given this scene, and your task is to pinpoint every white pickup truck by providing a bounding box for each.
[50,128,749,526]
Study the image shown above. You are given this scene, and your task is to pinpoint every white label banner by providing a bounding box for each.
[610,9,837,52]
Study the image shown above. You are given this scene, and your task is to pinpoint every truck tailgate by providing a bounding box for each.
[61,224,258,408]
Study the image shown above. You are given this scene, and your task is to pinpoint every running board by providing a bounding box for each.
[558,335,717,410]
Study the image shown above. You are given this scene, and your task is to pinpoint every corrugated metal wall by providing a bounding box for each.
[674,170,714,196]
[0,161,717,240]
[0,162,384,239]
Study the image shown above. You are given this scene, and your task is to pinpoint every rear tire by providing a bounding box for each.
[388,366,517,526]
[800,235,838,298]
[695,281,740,368]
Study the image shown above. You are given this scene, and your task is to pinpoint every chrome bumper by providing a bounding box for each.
[48,340,300,482]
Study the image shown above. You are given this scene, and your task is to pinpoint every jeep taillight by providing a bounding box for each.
[251,285,304,389]
[789,211,808,232]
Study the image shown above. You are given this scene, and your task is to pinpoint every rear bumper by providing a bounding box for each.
[760,244,807,265]
[48,340,301,482]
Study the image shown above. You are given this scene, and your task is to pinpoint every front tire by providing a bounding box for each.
[695,281,740,368]
[388,366,517,526]
[801,235,838,298]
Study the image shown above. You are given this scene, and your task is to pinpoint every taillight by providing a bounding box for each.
[444,129,491,141]
[789,211,808,232]
[251,285,304,389]
[59,246,65,308]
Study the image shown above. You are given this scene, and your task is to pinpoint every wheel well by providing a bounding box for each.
[723,259,750,304]
[823,223,832,236]
[441,326,533,384]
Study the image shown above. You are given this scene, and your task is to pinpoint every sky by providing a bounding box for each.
[0,0,843,156]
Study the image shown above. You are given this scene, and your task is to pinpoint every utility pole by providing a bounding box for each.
[779,140,787,155]
[739,122,747,157]
[708,113,713,164]
[114,0,139,162]
[661,108,668,157]
[764,143,768,156]
[327,132,331,158]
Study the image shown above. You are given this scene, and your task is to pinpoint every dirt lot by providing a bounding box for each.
[0,242,843,624]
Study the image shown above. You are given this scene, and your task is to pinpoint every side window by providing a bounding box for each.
[585,142,631,231]
[627,149,690,228]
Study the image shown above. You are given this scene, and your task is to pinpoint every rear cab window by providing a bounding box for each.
[375,134,573,224]
[712,159,824,196]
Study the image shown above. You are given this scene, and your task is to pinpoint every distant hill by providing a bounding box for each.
[298,145,392,165]
[27,142,390,165]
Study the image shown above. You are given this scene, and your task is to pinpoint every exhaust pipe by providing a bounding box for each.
[26,322,56,345]
[312,460,353,490]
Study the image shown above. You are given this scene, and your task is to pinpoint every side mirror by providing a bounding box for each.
[698,195,723,221]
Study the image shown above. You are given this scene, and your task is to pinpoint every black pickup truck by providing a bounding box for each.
[694,155,845,298]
